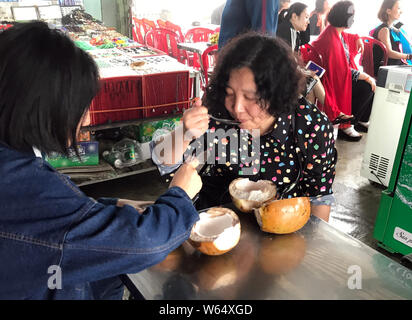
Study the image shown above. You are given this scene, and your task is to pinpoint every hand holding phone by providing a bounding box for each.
[305,61,326,78]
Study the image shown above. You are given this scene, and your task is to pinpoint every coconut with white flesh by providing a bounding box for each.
[229,178,277,213]
[189,207,241,255]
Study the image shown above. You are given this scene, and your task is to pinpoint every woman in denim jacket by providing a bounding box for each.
[0,22,201,300]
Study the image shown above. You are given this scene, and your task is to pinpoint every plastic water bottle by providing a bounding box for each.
[103,138,141,169]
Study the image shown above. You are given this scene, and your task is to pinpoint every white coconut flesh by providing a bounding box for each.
[231,179,276,202]
[191,209,241,251]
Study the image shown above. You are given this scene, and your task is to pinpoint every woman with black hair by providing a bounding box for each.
[277,2,310,53]
[152,32,337,222]
[311,1,376,141]
[276,2,325,106]
[0,22,202,300]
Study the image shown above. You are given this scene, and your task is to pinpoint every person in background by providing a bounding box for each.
[211,1,227,25]
[152,32,337,222]
[218,0,279,49]
[372,0,412,66]
[277,2,310,53]
[311,1,376,141]
[309,0,330,36]
[278,0,290,14]
[277,2,325,106]
[0,22,202,300]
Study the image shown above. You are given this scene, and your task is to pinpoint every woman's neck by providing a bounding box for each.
[387,19,395,27]
[335,27,345,36]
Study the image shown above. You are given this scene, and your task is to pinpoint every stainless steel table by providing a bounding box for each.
[125,205,412,300]
[177,42,211,85]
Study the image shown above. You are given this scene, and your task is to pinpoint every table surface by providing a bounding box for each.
[126,204,412,300]
[177,42,212,54]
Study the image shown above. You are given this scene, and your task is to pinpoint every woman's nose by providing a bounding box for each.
[233,97,246,114]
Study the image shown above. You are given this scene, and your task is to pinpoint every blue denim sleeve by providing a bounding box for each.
[96,197,118,206]
[61,186,199,286]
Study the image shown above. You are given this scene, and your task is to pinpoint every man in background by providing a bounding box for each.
[218,0,279,49]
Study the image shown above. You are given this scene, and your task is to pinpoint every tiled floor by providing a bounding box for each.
[80,131,404,264]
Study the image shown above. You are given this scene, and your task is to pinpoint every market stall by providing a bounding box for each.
[12,7,201,186]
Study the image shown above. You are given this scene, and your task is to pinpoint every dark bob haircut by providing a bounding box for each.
[378,0,398,23]
[204,32,305,118]
[327,1,355,28]
[0,22,99,155]
[278,2,308,24]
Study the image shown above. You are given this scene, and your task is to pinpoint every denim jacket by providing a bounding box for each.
[0,143,199,299]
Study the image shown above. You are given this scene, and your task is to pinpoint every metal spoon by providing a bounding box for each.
[209,114,240,126]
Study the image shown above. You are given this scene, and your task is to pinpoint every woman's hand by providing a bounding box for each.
[117,199,155,214]
[364,74,376,92]
[356,38,364,55]
[182,98,210,140]
[169,158,203,199]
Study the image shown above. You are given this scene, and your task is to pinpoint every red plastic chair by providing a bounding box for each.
[141,18,156,34]
[132,17,144,44]
[165,21,185,42]
[145,28,188,64]
[201,44,218,89]
[157,19,167,28]
[359,36,388,78]
[185,27,214,43]
[300,43,323,66]
[184,28,215,69]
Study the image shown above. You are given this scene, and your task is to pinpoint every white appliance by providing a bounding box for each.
[361,65,412,186]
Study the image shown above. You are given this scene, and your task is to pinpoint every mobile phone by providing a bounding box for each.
[304,76,318,97]
[305,60,326,78]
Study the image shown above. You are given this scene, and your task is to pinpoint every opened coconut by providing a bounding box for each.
[229,178,277,213]
[254,197,310,234]
[189,207,241,255]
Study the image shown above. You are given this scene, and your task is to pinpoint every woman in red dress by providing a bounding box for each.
[310,1,376,141]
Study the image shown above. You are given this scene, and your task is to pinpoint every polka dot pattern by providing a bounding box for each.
[170,100,337,199]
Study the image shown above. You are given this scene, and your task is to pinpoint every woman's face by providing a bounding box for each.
[292,8,310,32]
[323,0,330,13]
[224,67,274,134]
[387,1,402,21]
[346,5,355,29]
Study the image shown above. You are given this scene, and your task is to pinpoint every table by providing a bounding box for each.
[177,42,211,85]
[125,204,412,300]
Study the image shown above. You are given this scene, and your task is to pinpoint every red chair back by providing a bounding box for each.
[359,36,388,78]
[165,21,185,42]
[185,27,214,43]
[300,43,323,66]
[157,19,167,28]
[142,18,156,34]
[145,28,188,64]
[132,17,144,44]
[201,44,218,89]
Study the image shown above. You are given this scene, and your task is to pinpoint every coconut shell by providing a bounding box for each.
[189,207,241,256]
[229,178,277,213]
[255,197,310,234]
